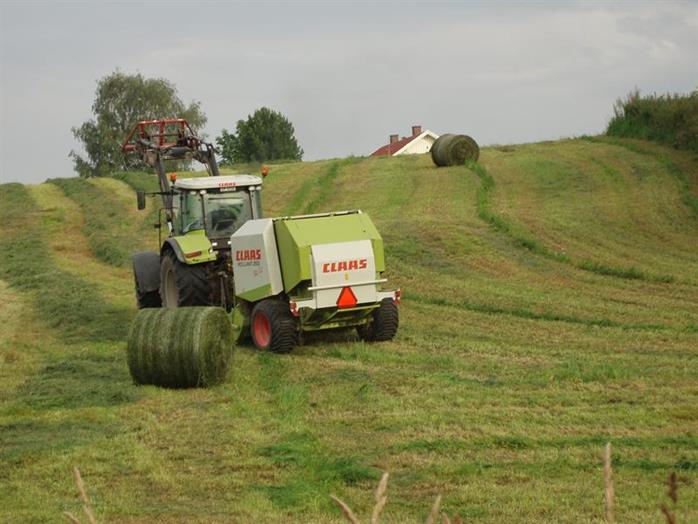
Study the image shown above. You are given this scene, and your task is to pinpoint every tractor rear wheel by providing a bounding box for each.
[250,299,298,353]
[159,250,212,308]
[133,251,162,309]
[136,285,161,309]
[357,298,399,342]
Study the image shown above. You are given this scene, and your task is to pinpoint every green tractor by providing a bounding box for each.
[124,119,399,354]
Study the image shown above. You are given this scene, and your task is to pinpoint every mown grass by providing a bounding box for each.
[49,177,156,267]
[0,183,131,342]
[590,136,698,218]
[469,159,675,283]
[1,139,697,522]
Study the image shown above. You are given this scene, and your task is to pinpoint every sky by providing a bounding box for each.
[1,1,697,184]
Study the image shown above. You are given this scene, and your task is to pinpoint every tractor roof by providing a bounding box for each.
[174,174,262,191]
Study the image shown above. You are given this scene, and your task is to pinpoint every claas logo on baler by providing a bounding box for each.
[235,249,262,261]
[322,259,368,273]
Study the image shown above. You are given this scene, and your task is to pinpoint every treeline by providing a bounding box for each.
[71,71,302,178]
[606,88,698,154]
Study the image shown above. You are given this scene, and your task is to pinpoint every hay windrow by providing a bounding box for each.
[431,134,479,166]
[126,307,234,388]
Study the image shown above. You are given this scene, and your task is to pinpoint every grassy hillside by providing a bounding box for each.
[1,138,697,522]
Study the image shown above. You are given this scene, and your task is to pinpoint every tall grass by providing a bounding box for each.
[606,88,698,154]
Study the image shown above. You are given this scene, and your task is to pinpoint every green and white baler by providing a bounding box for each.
[230,207,399,352]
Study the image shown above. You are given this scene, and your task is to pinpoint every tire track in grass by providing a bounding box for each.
[0,183,131,343]
[469,161,676,283]
[254,352,378,513]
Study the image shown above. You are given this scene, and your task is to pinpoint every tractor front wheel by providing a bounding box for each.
[159,250,212,308]
[250,299,298,353]
[357,298,399,342]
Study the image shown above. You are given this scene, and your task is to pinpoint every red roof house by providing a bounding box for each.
[371,125,440,157]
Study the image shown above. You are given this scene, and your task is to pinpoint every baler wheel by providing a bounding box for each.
[357,298,399,342]
[251,299,298,353]
[159,250,211,307]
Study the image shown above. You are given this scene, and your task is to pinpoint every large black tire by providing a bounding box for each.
[133,252,162,309]
[136,286,161,309]
[357,298,399,342]
[250,299,298,354]
[159,250,212,308]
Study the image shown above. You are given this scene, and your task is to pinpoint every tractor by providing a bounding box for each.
[124,119,399,353]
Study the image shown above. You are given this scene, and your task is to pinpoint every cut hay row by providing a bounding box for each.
[127,307,234,388]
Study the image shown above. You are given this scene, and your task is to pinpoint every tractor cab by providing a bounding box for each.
[172,175,263,249]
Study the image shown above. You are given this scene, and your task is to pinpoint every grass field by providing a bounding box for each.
[1,138,696,522]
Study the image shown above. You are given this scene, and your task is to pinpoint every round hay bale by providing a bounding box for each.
[431,134,480,166]
[127,307,234,388]
[430,133,454,167]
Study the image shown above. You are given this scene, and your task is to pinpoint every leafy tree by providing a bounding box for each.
[71,71,206,177]
[217,107,303,164]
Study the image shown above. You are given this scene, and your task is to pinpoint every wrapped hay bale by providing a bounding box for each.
[127,307,234,388]
[431,133,480,166]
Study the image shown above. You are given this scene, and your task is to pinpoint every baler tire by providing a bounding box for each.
[250,300,298,354]
[358,298,399,342]
[160,250,212,308]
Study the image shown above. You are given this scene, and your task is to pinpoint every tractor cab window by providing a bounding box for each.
[204,192,252,238]
[180,191,205,234]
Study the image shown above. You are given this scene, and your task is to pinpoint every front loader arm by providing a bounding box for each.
[122,119,223,230]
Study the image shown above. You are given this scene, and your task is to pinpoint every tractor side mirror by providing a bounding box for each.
[136,190,146,210]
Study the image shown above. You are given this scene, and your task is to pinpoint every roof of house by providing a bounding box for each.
[371,135,419,157]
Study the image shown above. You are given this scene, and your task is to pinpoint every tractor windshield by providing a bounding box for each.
[180,191,205,234]
[204,192,252,238]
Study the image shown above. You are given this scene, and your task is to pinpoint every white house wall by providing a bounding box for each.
[393,131,439,156]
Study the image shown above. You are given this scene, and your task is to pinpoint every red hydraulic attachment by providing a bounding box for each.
[121,118,221,229]
[122,118,201,154]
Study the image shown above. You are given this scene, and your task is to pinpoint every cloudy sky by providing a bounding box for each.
[1,1,696,183]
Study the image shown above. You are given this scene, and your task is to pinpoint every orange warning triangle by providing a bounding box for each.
[336,286,358,309]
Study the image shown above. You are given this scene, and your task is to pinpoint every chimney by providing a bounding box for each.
[411,125,422,137]
[389,134,399,144]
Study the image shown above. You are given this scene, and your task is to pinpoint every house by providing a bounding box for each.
[370,125,440,157]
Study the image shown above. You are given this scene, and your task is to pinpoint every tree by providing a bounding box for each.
[216,107,303,164]
[71,71,206,177]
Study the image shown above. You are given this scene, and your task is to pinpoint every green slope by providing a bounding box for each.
[0,138,696,523]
